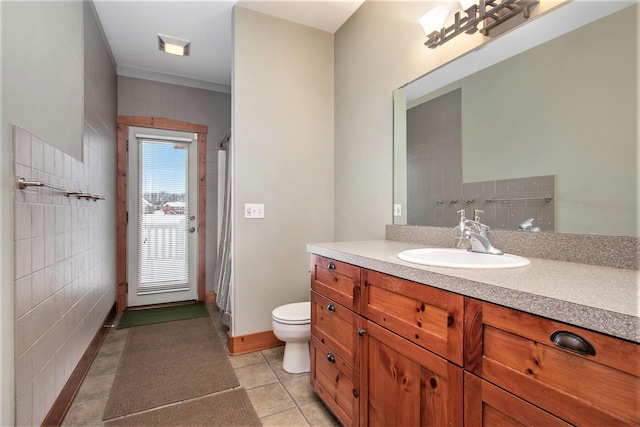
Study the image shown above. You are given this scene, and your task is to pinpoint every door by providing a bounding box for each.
[127,127,198,306]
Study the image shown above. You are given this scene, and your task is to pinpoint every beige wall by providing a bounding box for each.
[1,2,117,424]
[232,7,334,336]
[334,0,566,241]
[460,8,636,236]
[2,1,84,160]
[117,75,231,287]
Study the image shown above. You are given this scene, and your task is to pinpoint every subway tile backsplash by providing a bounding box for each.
[462,175,555,232]
[12,125,117,426]
[418,175,555,232]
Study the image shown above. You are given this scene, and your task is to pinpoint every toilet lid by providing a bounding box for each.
[272,302,311,324]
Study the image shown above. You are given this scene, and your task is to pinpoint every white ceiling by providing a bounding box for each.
[92,0,365,91]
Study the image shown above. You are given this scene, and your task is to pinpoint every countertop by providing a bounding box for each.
[307,240,640,344]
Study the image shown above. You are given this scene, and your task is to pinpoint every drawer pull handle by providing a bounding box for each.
[357,328,366,337]
[328,262,336,270]
[327,353,335,363]
[327,303,336,312]
[550,331,596,356]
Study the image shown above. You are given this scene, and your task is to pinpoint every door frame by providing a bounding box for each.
[117,116,208,312]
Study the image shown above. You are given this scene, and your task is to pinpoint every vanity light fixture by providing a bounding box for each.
[158,34,191,56]
[423,0,539,49]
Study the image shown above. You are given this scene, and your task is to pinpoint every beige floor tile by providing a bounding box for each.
[262,346,309,381]
[261,345,285,363]
[87,354,120,377]
[260,407,309,426]
[246,383,296,418]
[299,401,341,427]
[74,374,115,403]
[235,361,278,389]
[61,396,108,427]
[268,359,308,382]
[103,328,128,345]
[98,334,127,357]
[228,351,265,369]
[282,374,318,406]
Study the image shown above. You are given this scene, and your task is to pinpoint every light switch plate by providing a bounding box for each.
[393,204,402,216]
[244,203,264,218]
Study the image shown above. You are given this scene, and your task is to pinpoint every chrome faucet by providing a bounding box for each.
[454,209,503,255]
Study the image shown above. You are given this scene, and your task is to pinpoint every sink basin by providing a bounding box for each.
[398,248,530,269]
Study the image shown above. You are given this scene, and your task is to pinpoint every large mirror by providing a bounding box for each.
[393,1,638,237]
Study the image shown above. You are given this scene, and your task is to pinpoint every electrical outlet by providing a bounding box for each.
[244,203,264,219]
[393,204,402,217]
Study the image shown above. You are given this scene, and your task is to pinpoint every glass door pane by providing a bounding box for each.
[138,140,189,293]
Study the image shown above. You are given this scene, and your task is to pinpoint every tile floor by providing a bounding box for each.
[61,304,341,426]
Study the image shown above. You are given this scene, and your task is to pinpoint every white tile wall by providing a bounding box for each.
[13,126,117,426]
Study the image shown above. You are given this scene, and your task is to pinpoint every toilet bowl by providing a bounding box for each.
[272,302,311,373]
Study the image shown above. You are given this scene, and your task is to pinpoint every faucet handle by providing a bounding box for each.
[474,209,484,222]
[518,218,540,232]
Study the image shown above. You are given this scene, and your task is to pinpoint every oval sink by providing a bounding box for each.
[398,248,530,269]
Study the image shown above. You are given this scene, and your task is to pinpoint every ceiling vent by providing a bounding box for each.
[158,34,190,57]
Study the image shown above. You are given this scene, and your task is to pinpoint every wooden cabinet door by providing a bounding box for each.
[360,319,463,427]
[465,298,640,426]
[464,372,571,427]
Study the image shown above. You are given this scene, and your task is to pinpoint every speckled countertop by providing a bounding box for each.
[307,240,639,344]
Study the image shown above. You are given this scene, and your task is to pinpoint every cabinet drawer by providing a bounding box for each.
[311,291,359,370]
[465,299,640,426]
[464,372,571,427]
[310,337,359,427]
[361,269,464,365]
[311,255,361,311]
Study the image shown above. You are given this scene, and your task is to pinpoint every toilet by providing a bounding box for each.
[271,302,311,373]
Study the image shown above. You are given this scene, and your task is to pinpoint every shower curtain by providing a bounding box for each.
[214,132,232,328]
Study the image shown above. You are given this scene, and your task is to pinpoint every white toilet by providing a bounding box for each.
[272,302,311,373]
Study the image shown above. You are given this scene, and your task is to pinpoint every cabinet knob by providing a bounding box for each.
[327,303,336,312]
[326,353,335,363]
[327,262,336,270]
[357,328,366,337]
[550,331,596,356]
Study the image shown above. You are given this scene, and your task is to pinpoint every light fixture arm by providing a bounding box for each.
[425,0,539,49]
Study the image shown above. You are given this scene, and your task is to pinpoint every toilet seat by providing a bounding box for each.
[272,302,310,325]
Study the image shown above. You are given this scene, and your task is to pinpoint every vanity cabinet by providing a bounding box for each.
[465,298,640,426]
[310,254,640,426]
[310,255,464,426]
